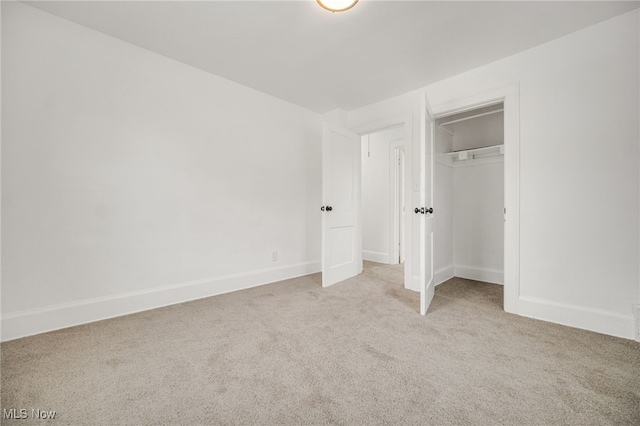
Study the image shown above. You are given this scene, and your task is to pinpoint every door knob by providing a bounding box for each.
[326,206,333,211]
[415,207,433,214]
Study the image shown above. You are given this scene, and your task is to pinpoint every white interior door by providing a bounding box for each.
[322,123,362,287]
[420,93,435,315]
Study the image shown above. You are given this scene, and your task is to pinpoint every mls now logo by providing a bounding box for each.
[3,408,57,420]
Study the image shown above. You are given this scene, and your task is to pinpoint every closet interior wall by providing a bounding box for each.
[434,104,505,285]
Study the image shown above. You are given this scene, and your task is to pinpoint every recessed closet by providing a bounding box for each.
[434,103,505,286]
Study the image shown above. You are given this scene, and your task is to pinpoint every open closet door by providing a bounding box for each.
[420,93,435,315]
[322,123,362,287]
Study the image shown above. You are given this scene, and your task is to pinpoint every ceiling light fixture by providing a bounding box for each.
[317,0,359,13]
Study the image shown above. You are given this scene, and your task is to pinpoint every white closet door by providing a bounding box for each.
[420,93,435,315]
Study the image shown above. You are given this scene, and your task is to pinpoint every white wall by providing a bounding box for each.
[427,9,639,338]
[1,2,323,341]
[453,161,504,283]
[361,126,403,264]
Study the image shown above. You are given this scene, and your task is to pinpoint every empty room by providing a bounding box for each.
[2,1,639,424]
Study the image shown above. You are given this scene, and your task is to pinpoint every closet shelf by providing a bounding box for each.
[443,144,504,160]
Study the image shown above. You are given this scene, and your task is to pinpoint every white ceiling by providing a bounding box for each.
[24,1,639,113]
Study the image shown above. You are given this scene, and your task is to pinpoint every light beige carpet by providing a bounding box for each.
[1,261,639,425]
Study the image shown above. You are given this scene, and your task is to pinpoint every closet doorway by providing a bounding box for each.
[433,103,506,289]
[361,125,406,266]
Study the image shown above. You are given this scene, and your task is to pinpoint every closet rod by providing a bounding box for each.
[439,108,504,127]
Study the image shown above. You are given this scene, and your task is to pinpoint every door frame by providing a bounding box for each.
[351,113,414,290]
[389,141,405,265]
[430,83,520,314]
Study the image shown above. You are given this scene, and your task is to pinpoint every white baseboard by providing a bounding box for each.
[435,265,455,286]
[454,265,504,285]
[518,295,636,340]
[1,261,321,342]
[363,250,390,264]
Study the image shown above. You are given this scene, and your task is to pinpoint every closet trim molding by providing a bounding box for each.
[429,82,520,315]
